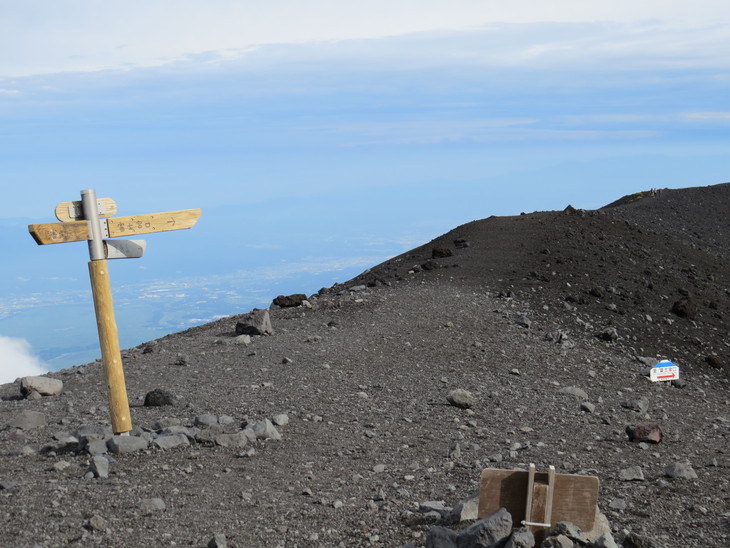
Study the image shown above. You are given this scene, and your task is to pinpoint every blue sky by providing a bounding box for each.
[0,1,729,383]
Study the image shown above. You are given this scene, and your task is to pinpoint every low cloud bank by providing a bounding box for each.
[0,336,47,385]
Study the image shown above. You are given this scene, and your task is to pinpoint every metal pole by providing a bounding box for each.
[81,189,132,434]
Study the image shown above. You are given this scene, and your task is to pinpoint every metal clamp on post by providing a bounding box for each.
[81,189,106,261]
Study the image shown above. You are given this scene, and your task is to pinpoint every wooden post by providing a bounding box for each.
[88,259,132,434]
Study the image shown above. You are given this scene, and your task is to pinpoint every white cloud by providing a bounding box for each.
[0,336,47,385]
[685,112,730,120]
[1,1,728,77]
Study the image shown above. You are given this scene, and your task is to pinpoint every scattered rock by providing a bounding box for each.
[139,497,166,513]
[273,294,307,308]
[251,419,282,441]
[558,386,589,400]
[107,435,149,454]
[432,248,453,259]
[446,389,475,409]
[208,533,228,548]
[152,434,190,450]
[85,514,108,531]
[664,462,698,479]
[20,376,63,397]
[7,410,47,430]
[234,335,252,346]
[596,327,618,341]
[504,527,535,548]
[457,507,513,547]
[425,525,458,548]
[514,315,531,329]
[195,413,219,427]
[671,298,697,320]
[235,309,273,336]
[618,466,645,481]
[143,388,175,407]
[446,491,479,523]
[88,455,110,479]
[622,532,660,548]
[626,424,663,443]
[621,397,649,414]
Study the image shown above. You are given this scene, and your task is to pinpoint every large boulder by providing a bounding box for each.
[20,376,63,397]
[235,309,273,336]
[272,294,307,308]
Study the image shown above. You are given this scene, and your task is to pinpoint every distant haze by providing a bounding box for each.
[0,336,47,385]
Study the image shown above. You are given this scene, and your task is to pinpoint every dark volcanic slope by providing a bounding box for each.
[1,183,729,548]
[353,182,730,379]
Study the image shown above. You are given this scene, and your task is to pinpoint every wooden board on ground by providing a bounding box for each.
[479,467,599,532]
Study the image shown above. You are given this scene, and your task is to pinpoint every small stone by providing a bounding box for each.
[139,497,166,513]
[195,413,219,427]
[446,492,479,523]
[89,455,110,479]
[609,498,627,511]
[333,500,343,509]
[580,402,596,413]
[208,533,228,548]
[664,462,698,479]
[626,424,663,443]
[143,388,175,407]
[559,386,589,400]
[272,414,289,426]
[107,436,149,454]
[251,419,281,441]
[86,514,108,531]
[621,397,649,414]
[53,460,71,472]
[618,466,644,481]
[8,410,47,430]
[174,353,190,366]
[447,389,475,409]
[282,357,293,364]
[153,434,190,450]
[373,464,386,473]
[514,315,531,329]
[234,334,252,346]
[597,327,618,341]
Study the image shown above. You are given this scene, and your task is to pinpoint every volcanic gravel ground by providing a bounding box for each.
[1,183,729,547]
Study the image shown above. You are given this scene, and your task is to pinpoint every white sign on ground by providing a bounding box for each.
[650,360,680,382]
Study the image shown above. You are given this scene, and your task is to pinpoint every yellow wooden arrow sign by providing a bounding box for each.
[55,197,118,222]
[28,208,202,245]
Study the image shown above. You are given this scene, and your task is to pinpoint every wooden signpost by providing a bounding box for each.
[28,189,201,434]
